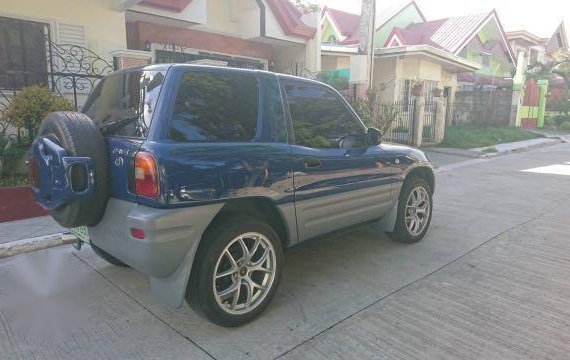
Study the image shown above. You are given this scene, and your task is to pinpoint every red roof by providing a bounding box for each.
[266,0,316,40]
[386,19,447,47]
[384,11,515,64]
[325,8,360,37]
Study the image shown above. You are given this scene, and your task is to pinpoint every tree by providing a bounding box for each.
[293,0,318,14]
[527,51,570,84]
[527,51,570,118]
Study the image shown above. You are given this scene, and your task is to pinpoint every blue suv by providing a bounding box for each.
[30,64,434,326]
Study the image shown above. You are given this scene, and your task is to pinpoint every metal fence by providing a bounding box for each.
[422,100,438,145]
[449,90,515,126]
[448,102,516,126]
[382,100,416,145]
[381,99,439,146]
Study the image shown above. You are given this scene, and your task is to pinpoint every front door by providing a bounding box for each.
[282,79,396,242]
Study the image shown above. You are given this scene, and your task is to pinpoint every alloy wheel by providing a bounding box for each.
[405,186,431,236]
[213,232,277,315]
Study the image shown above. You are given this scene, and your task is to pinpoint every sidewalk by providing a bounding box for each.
[425,136,563,160]
[0,216,65,244]
[472,137,561,155]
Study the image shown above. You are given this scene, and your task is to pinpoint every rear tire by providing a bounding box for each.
[387,177,432,244]
[187,217,283,327]
[90,243,129,267]
[37,112,110,227]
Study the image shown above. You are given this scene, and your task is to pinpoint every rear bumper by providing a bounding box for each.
[88,198,223,278]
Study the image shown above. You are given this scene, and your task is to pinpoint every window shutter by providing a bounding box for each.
[55,23,89,95]
[57,23,86,46]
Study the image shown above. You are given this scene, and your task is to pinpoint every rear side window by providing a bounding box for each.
[169,71,260,142]
[83,70,165,138]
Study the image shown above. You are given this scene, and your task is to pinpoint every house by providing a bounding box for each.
[383,10,516,95]
[0,0,320,112]
[320,1,426,84]
[507,22,569,66]
[0,0,133,108]
[121,0,320,75]
[508,22,569,116]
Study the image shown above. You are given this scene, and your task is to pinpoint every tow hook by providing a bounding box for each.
[72,237,82,250]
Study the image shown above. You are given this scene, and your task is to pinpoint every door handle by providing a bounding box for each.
[304,158,321,168]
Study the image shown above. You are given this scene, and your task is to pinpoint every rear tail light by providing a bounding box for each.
[134,152,159,198]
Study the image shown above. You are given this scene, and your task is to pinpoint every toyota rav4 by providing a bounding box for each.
[30,64,434,326]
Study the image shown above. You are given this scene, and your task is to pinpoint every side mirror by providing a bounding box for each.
[367,127,382,146]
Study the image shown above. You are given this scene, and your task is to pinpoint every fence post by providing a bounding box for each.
[434,97,446,144]
[537,79,549,128]
[412,96,425,147]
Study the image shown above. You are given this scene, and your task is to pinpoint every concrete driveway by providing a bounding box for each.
[1,142,570,359]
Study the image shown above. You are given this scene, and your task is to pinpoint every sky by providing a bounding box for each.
[319,0,569,38]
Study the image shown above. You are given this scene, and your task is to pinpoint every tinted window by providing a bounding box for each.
[284,81,365,149]
[170,71,259,142]
[83,70,165,138]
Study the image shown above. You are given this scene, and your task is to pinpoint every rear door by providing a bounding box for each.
[282,79,396,241]
[83,69,167,202]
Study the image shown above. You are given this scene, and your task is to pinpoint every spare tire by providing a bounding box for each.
[37,111,110,227]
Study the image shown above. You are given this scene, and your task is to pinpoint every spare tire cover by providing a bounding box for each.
[37,111,110,227]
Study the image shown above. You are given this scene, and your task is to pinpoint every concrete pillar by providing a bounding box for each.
[512,51,527,127]
[537,79,549,128]
[302,12,321,73]
[434,97,447,144]
[110,49,152,70]
[412,96,425,148]
[510,87,522,127]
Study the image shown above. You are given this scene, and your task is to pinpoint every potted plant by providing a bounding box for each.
[410,78,423,96]
[432,88,443,97]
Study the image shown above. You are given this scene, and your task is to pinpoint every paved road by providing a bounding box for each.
[1,142,570,359]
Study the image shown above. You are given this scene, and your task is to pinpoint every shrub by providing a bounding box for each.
[560,121,570,131]
[351,88,400,135]
[552,114,570,127]
[2,86,73,143]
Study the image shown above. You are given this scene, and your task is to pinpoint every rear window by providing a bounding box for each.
[83,70,165,138]
[169,71,260,142]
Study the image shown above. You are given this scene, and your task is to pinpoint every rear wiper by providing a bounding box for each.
[99,115,144,135]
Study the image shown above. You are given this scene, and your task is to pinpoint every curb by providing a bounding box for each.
[0,233,77,259]
[421,147,479,158]
[475,138,562,158]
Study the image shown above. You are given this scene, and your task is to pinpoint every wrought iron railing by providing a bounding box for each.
[44,35,114,108]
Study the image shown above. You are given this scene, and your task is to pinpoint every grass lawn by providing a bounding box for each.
[439,125,542,149]
[0,175,28,188]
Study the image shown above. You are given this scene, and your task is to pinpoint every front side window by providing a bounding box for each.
[284,81,366,149]
[169,71,259,142]
[83,70,165,138]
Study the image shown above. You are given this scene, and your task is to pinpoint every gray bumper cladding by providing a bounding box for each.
[89,198,223,307]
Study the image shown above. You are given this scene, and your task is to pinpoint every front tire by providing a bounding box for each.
[388,177,433,244]
[187,217,283,327]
